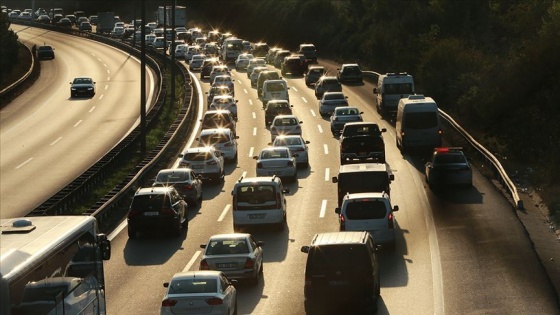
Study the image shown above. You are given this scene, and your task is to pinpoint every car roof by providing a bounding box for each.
[185,146,215,153]
[273,114,298,120]
[199,128,232,136]
[205,109,232,115]
[157,168,193,175]
[208,233,251,241]
[343,192,389,200]
[310,231,369,246]
[136,186,175,195]
[339,163,389,173]
[171,270,222,280]
[261,146,290,152]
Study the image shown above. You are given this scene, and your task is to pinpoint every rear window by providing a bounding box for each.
[156,172,190,182]
[184,152,212,161]
[307,245,371,275]
[235,184,278,210]
[206,239,249,255]
[434,153,467,164]
[199,133,229,145]
[274,137,302,146]
[338,172,389,193]
[274,118,298,126]
[168,279,217,294]
[131,193,171,212]
[265,82,286,92]
[345,200,387,220]
[403,112,438,129]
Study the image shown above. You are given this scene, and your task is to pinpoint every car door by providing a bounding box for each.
[220,274,235,314]
[250,236,264,270]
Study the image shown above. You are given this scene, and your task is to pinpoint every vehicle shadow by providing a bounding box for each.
[377,220,410,288]
[123,228,188,266]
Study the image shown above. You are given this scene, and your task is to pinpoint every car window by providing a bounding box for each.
[184,152,212,161]
[156,171,190,182]
[345,200,387,220]
[131,193,171,212]
[307,245,372,275]
[434,154,466,164]
[168,279,217,294]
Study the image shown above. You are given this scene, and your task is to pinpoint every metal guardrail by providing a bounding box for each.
[363,70,523,210]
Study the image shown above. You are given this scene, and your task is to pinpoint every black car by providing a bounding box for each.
[264,100,294,126]
[301,231,380,314]
[305,66,325,86]
[281,56,305,76]
[200,57,220,79]
[57,17,72,28]
[337,63,363,83]
[37,45,55,60]
[340,122,387,164]
[70,77,96,98]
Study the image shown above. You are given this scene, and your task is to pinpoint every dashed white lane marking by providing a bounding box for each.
[249,99,253,105]
[252,112,256,119]
[249,147,254,157]
[218,204,231,221]
[310,109,316,117]
[317,125,323,133]
[302,97,308,104]
[50,137,62,146]
[104,85,108,90]
[253,127,257,136]
[320,199,327,218]
[74,120,83,127]
[106,69,110,74]
[99,95,104,100]
[325,168,330,181]
[243,88,248,94]
[292,87,298,92]
[324,144,328,155]
[183,251,201,272]
[89,106,95,113]
[15,158,33,169]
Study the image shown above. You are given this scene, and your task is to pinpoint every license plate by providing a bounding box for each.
[144,212,159,216]
[268,171,281,176]
[329,280,349,286]
[249,214,266,219]
[191,165,203,169]
[217,263,237,268]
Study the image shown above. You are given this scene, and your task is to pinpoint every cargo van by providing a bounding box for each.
[373,72,415,117]
[395,95,442,153]
[260,79,289,106]
[332,163,394,207]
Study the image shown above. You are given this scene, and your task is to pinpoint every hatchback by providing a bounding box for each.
[315,76,342,99]
[318,91,348,116]
[152,168,203,207]
[337,63,363,83]
[179,147,225,182]
[197,128,239,162]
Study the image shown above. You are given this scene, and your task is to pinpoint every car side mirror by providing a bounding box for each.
[283,187,290,194]
[163,282,170,288]
[381,128,387,133]
[253,156,258,160]
[373,88,379,94]
[335,207,341,214]
[389,174,395,181]
[301,246,310,253]
[200,244,207,249]
[305,141,310,144]
[393,205,399,211]
[230,279,238,286]
[332,176,338,183]
[257,241,265,247]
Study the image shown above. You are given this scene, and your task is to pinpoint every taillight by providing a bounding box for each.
[388,212,394,229]
[257,162,263,168]
[127,209,141,219]
[207,160,217,165]
[183,184,193,190]
[206,297,223,305]
[162,299,177,307]
[244,257,255,269]
[161,207,175,216]
[287,160,294,167]
[339,214,346,230]
[200,259,209,270]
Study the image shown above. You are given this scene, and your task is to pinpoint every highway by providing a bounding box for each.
[104,57,558,314]
[0,25,156,219]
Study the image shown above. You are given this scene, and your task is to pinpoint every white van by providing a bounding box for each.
[260,79,289,106]
[395,95,442,152]
[374,72,415,117]
[231,176,290,231]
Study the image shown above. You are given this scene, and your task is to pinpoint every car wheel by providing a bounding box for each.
[127,226,137,239]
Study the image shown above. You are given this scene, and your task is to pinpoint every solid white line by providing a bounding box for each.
[89,106,95,113]
[292,87,298,92]
[319,199,327,218]
[183,251,202,272]
[323,144,329,155]
[15,158,33,169]
[310,110,316,117]
[248,147,254,157]
[74,120,83,127]
[218,204,231,221]
[252,112,256,119]
[325,168,330,181]
[317,125,323,133]
[50,137,62,146]
[302,97,308,104]
[253,127,257,136]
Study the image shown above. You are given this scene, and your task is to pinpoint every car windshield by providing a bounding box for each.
[156,171,190,182]
[206,239,249,255]
[345,200,387,219]
[169,279,217,294]
[73,78,92,84]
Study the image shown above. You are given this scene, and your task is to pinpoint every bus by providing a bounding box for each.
[1,216,111,315]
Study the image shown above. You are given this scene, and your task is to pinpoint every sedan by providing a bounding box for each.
[69,77,96,98]
[179,147,225,183]
[209,95,238,119]
[270,115,303,140]
[330,106,364,135]
[235,53,254,70]
[253,147,297,181]
[212,75,235,95]
[189,54,206,71]
[152,168,203,207]
[200,233,264,285]
[161,270,237,315]
[425,147,473,188]
[37,45,55,60]
[314,76,342,99]
[271,135,310,168]
[318,91,348,116]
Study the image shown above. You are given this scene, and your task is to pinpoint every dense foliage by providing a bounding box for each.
[0,13,19,75]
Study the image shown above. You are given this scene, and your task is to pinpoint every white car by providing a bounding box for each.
[153,36,167,49]
[235,53,254,70]
[174,44,188,58]
[250,66,268,87]
[318,91,348,116]
[246,58,267,78]
[253,147,297,181]
[330,106,363,135]
[197,128,238,162]
[209,95,238,119]
[199,233,264,285]
[210,66,232,85]
[185,45,201,61]
[110,26,125,37]
[189,54,206,71]
[270,115,302,140]
[272,135,310,168]
[179,147,225,182]
[335,192,399,250]
[145,34,156,46]
[161,271,237,315]
[212,75,235,94]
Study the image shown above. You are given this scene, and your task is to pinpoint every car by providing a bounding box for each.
[37,45,55,60]
[301,231,380,314]
[124,25,136,37]
[209,95,238,119]
[178,147,225,182]
[69,77,96,98]
[264,100,293,126]
[200,109,237,134]
[270,115,302,140]
[199,233,264,285]
[337,63,363,83]
[297,43,317,62]
[332,163,394,207]
[256,70,282,96]
[52,14,63,24]
[260,79,289,106]
[335,192,399,250]
[204,42,220,57]
[250,42,269,57]
[189,54,206,71]
[201,57,221,79]
[340,122,387,164]
[185,45,201,61]
[152,168,203,207]
[211,75,235,95]
[88,15,98,25]
[197,128,239,162]
[281,56,306,76]
[153,37,170,49]
[174,44,188,58]
[250,66,268,88]
[110,26,125,38]
[36,14,51,24]
[235,53,254,70]
[315,76,342,99]
[161,271,237,315]
[57,17,72,28]
[271,135,310,168]
[126,186,188,238]
[425,147,473,188]
[253,147,297,181]
[65,14,77,25]
[79,21,92,32]
[265,47,282,64]
[145,34,156,46]
[304,66,325,86]
[18,12,32,20]
[206,85,234,105]
[318,91,348,116]
[210,66,232,85]
[273,50,291,68]
[330,106,364,135]
[246,58,267,79]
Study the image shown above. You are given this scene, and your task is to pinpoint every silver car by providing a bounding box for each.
[270,115,303,140]
[179,147,225,182]
[200,233,264,285]
[318,91,348,116]
[330,106,363,135]
[253,147,297,181]
[161,270,237,315]
[152,168,203,207]
[271,135,310,168]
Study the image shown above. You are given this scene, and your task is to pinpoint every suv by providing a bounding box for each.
[197,128,239,162]
[340,122,387,164]
[260,79,289,106]
[337,63,363,83]
[264,100,293,126]
[281,56,305,76]
[231,176,290,231]
[332,163,394,207]
[257,70,281,97]
[297,43,317,63]
[335,192,399,250]
[425,147,472,188]
[301,231,380,314]
[127,187,188,238]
